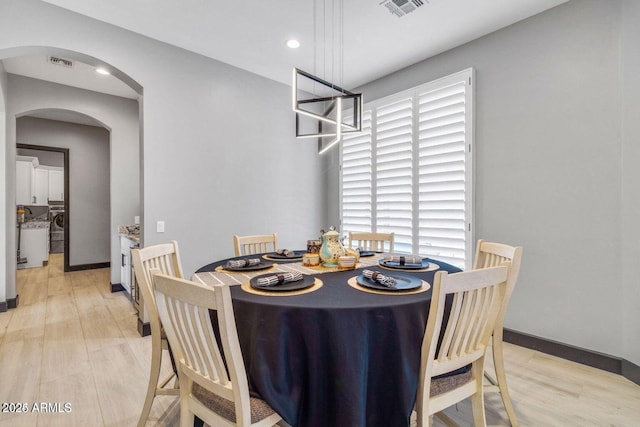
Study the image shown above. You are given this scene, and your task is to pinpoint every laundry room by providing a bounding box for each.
[16,147,65,269]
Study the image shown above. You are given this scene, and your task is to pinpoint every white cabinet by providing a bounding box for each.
[48,168,64,202]
[16,157,60,205]
[34,167,50,205]
[16,156,38,205]
[17,226,49,269]
[120,235,138,294]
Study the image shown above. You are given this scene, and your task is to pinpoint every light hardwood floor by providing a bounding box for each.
[1,254,638,426]
[1,254,178,427]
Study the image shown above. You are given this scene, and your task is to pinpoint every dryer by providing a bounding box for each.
[49,201,64,253]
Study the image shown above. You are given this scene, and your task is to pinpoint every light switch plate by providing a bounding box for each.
[156,221,165,233]
[134,215,140,225]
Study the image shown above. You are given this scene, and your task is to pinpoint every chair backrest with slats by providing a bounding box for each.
[153,274,253,426]
[131,241,184,338]
[233,233,278,256]
[348,232,394,253]
[473,240,523,325]
[417,265,509,415]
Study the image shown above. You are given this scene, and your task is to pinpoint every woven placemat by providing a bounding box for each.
[347,276,430,295]
[241,278,323,296]
[376,261,440,273]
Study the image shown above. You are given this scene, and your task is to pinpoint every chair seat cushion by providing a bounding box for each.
[192,383,276,423]
[430,368,473,396]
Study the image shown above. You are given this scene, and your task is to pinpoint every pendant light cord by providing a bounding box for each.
[341,0,344,90]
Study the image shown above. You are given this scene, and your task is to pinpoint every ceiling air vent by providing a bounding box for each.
[48,56,74,68]
[380,0,425,18]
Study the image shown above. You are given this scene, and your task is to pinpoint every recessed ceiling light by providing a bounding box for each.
[96,68,110,75]
[286,39,301,49]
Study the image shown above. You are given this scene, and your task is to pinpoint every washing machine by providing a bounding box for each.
[49,202,65,253]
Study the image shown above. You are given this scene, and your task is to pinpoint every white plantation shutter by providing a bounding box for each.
[340,69,473,269]
[341,111,373,233]
[417,78,469,266]
[375,98,414,253]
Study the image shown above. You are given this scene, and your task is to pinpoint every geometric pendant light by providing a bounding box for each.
[291,0,362,154]
[292,68,362,154]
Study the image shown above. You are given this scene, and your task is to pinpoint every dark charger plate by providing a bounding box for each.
[378,258,430,270]
[224,260,274,272]
[250,273,315,291]
[265,250,306,260]
[356,273,422,292]
[358,251,376,257]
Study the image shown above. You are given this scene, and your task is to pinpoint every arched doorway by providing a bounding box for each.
[1,47,143,308]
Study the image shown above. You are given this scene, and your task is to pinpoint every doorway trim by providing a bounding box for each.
[17,143,70,272]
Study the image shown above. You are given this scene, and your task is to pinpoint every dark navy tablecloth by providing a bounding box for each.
[196,256,461,427]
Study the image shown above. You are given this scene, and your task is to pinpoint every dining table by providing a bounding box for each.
[193,251,462,427]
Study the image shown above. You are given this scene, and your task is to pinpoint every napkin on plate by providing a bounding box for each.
[362,269,397,288]
[226,258,261,268]
[255,271,304,287]
[383,254,423,266]
[276,249,297,257]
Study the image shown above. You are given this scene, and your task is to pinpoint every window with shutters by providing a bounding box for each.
[340,69,474,269]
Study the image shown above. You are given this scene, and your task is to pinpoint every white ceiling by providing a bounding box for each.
[5,0,568,100]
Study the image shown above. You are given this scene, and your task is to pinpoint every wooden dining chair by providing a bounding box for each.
[152,273,284,427]
[348,231,394,253]
[131,241,184,427]
[233,233,278,256]
[414,265,510,427]
[474,239,523,427]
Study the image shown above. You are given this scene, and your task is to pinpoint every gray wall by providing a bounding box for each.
[619,0,640,371]
[329,0,639,365]
[17,115,110,266]
[0,0,324,302]
[4,73,140,287]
